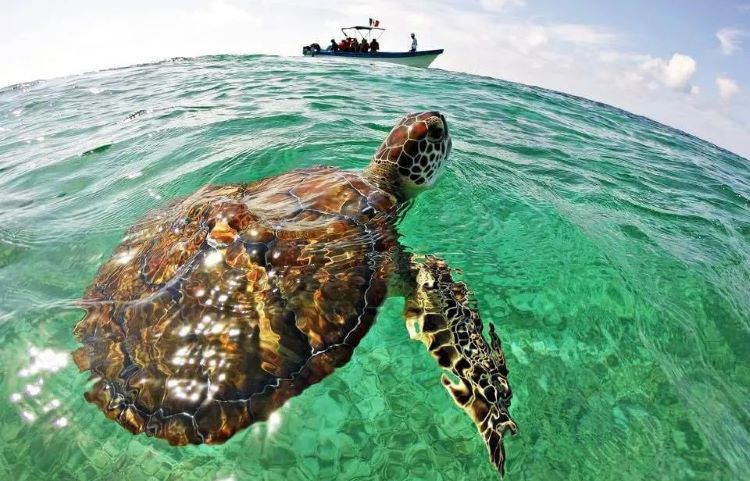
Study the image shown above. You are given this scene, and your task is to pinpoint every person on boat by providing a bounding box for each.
[351,38,360,52]
[328,39,339,52]
[361,39,370,52]
[370,38,380,52]
[410,33,418,52]
[338,38,348,50]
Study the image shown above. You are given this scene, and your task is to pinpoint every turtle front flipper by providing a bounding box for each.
[403,255,517,477]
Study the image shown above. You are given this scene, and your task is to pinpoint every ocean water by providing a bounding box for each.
[1,54,749,481]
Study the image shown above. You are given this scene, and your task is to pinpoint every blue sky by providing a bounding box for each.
[2,0,749,157]
[525,0,748,94]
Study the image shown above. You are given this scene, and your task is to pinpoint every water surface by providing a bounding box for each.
[1,55,749,480]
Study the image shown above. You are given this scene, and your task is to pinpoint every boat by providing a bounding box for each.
[302,25,444,68]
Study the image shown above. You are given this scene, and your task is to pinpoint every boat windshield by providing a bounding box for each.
[341,26,385,42]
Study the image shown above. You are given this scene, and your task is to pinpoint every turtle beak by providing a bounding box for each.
[439,113,452,158]
[439,113,449,137]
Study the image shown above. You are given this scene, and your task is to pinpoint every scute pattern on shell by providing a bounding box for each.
[73,166,398,445]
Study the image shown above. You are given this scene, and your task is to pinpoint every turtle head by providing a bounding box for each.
[366,111,452,198]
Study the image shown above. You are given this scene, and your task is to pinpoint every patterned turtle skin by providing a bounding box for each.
[74,112,517,476]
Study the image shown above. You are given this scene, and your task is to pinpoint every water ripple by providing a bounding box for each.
[0,54,748,481]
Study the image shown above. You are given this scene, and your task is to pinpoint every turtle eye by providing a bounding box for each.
[427,122,444,142]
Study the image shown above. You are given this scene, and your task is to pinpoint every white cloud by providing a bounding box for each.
[639,53,697,91]
[488,23,617,54]
[662,54,697,90]
[506,25,549,53]
[716,28,746,55]
[546,24,618,45]
[479,0,526,12]
[716,76,741,103]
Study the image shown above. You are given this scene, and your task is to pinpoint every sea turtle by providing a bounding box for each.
[73,111,517,475]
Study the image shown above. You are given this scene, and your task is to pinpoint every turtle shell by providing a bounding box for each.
[73,166,398,444]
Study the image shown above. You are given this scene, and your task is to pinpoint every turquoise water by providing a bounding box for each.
[1,54,749,480]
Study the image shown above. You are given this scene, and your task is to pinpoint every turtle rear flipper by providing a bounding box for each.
[404,256,517,477]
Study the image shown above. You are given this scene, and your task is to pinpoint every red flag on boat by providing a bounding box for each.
[369,18,380,27]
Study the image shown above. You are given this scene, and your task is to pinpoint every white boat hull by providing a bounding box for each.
[302,49,443,68]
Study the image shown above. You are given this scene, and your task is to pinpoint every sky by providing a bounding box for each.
[2,0,749,158]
